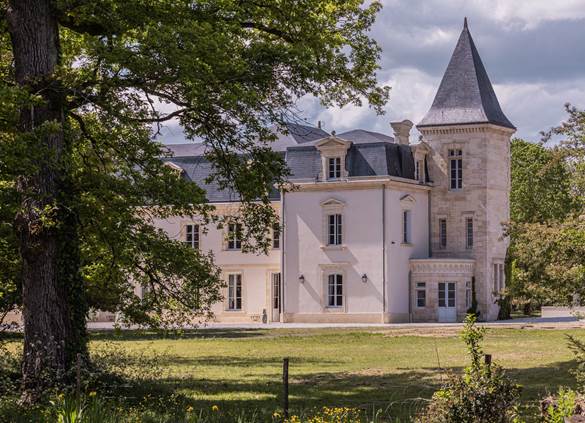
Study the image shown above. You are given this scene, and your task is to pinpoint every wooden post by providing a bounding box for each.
[76,353,82,401]
[484,354,492,376]
[283,358,289,420]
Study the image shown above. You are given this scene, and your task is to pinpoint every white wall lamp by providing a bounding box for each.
[361,274,368,283]
[299,274,305,283]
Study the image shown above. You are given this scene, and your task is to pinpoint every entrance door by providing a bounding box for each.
[271,273,281,322]
[438,282,457,322]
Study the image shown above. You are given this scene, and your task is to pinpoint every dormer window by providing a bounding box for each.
[315,136,351,182]
[328,157,341,179]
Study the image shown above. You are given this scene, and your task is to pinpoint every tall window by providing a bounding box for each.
[185,224,200,249]
[327,274,343,307]
[328,157,341,179]
[272,223,280,249]
[466,217,474,249]
[415,160,424,182]
[227,223,242,250]
[493,263,505,294]
[416,282,426,307]
[439,218,447,249]
[465,281,472,309]
[402,210,411,244]
[227,274,242,310]
[449,149,463,190]
[328,214,343,245]
[272,273,281,309]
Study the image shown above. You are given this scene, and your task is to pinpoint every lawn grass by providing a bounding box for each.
[82,325,582,420]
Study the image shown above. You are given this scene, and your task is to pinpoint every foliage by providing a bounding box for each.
[542,387,580,423]
[1,0,390,390]
[416,315,522,423]
[510,139,577,224]
[567,335,585,391]
[508,217,585,306]
[507,107,585,308]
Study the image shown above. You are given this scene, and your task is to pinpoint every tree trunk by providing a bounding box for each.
[7,0,87,400]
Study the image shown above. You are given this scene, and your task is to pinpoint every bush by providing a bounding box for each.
[415,315,522,423]
[541,387,585,423]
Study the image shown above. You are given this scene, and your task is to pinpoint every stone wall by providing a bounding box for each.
[418,123,514,321]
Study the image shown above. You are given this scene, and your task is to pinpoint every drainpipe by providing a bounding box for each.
[280,190,286,323]
[382,184,386,322]
[408,270,412,323]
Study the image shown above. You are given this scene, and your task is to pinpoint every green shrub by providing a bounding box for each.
[415,315,522,423]
[542,387,578,423]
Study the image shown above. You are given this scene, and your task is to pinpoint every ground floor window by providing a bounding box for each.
[327,274,343,307]
[272,273,281,310]
[416,282,426,307]
[465,281,472,309]
[227,273,242,310]
[493,262,505,294]
[438,282,456,307]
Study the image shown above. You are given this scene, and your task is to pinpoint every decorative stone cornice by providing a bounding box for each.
[410,258,475,275]
[417,123,515,137]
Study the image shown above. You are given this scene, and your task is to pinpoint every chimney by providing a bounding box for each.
[391,120,414,145]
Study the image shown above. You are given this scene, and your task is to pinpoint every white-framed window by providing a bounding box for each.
[272,223,280,249]
[449,149,463,190]
[272,273,281,310]
[327,274,343,307]
[466,281,472,309]
[227,223,242,250]
[439,218,447,249]
[438,282,456,307]
[227,273,242,310]
[184,224,200,249]
[402,210,412,244]
[327,214,343,245]
[416,282,426,307]
[466,217,474,249]
[493,262,505,294]
[328,157,342,179]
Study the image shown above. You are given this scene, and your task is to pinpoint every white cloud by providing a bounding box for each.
[495,79,585,140]
[476,0,585,29]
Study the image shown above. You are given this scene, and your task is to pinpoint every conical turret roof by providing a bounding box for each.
[418,18,515,129]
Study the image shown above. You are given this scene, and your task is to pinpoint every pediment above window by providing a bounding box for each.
[400,194,416,209]
[316,136,351,181]
[315,136,352,151]
[320,198,345,208]
[164,161,184,175]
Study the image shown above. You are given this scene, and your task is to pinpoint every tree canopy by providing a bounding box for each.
[1,0,389,396]
[507,106,585,308]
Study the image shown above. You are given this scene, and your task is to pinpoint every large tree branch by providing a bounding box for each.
[240,21,294,43]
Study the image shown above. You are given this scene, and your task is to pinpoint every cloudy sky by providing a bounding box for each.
[161,0,585,143]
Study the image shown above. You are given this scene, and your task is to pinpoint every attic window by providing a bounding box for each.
[328,157,341,179]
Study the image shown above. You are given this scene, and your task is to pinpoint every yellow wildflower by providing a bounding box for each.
[89,391,97,397]
[211,405,219,412]
[186,406,194,413]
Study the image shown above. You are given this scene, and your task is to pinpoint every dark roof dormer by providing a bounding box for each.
[418,18,515,130]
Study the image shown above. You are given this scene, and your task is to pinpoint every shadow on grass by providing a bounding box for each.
[90,328,271,341]
[104,355,578,421]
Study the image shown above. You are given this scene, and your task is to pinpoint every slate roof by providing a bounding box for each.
[337,129,394,144]
[286,142,414,180]
[161,125,415,203]
[418,19,515,129]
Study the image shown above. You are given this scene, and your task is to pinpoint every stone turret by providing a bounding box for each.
[417,18,515,321]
